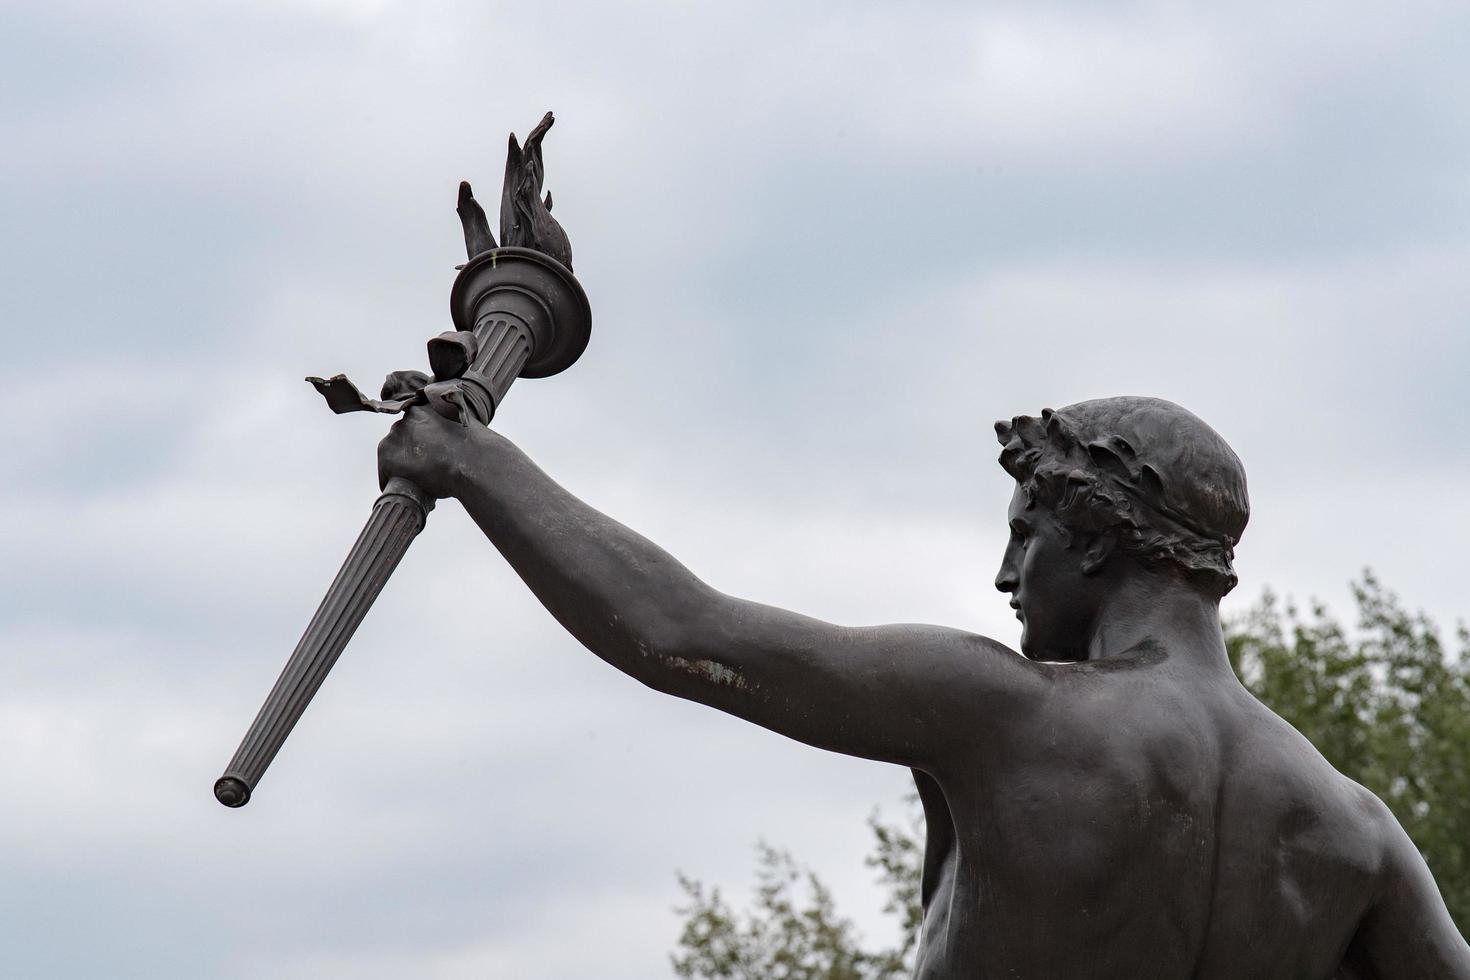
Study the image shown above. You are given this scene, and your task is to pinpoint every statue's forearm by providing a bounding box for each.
[451,429,716,688]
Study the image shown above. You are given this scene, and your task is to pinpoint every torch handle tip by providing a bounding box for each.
[214,776,252,808]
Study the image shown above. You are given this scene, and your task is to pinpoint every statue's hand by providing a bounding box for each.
[377,406,479,500]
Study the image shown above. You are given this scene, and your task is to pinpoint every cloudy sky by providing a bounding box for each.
[3,1,1469,976]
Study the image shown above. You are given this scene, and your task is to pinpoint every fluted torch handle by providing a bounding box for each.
[217,247,588,809]
[214,478,434,807]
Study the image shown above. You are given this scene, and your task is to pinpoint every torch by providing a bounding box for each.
[214,113,589,808]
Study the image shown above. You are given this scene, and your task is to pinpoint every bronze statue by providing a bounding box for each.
[224,115,1470,977]
[376,388,1469,978]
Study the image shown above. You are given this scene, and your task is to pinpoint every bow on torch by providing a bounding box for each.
[214,113,590,808]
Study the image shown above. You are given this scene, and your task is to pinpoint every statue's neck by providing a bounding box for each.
[1085,578,1227,669]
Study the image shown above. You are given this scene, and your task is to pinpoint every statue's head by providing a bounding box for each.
[993,396,1248,661]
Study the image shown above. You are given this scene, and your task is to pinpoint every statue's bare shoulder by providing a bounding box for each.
[1215,696,1470,977]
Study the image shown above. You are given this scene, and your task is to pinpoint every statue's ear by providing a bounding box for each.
[1079,531,1117,576]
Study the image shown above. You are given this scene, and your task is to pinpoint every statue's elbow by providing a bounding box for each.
[625,619,693,693]
[627,604,740,699]
[592,583,735,696]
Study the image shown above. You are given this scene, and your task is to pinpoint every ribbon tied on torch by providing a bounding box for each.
[307,328,491,425]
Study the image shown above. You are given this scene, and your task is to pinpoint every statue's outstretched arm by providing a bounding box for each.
[1345,798,1470,978]
[378,409,1044,768]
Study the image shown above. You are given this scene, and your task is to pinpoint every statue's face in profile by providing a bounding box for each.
[995,485,1106,662]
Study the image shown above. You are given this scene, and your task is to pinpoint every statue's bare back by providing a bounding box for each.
[915,644,1404,978]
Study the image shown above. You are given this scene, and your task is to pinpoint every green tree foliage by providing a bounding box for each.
[670,842,910,980]
[671,575,1470,975]
[864,803,924,968]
